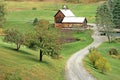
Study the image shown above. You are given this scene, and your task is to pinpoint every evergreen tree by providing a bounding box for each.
[0,0,5,28]
[112,0,120,28]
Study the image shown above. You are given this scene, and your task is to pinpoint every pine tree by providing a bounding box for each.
[0,0,5,28]
[112,0,120,28]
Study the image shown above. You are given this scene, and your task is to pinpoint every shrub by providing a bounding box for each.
[95,57,111,73]
[33,18,38,26]
[32,7,37,10]
[88,50,101,65]
[109,48,119,56]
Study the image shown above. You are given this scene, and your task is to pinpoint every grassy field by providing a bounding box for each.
[5,1,101,23]
[83,42,120,80]
[0,30,93,80]
[3,1,101,32]
[0,1,102,80]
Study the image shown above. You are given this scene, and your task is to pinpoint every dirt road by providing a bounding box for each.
[65,24,107,80]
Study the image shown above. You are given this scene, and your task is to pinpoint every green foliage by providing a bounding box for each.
[112,0,120,28]
[0,0,6,27]
[4,28,25,50]
[109,48,119,56]
[33,18,38,26]
[95,57,111,73]
[26,19,61,61]
[96,1,114,43]
[32,7,37,10]
[96,0,120,34]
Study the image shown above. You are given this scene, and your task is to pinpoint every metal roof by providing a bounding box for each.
[62,17,86,23]
[60,9,75,17]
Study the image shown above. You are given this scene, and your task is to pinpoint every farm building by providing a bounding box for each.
[54,6,87,28]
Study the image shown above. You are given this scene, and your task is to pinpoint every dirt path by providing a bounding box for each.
[65,24,107,80]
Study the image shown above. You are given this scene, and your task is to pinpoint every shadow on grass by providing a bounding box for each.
[84,59,100,73]
[1,46,33,55]
[1,45,53,66]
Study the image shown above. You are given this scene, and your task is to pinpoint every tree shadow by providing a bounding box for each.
[84,60,100,73]
[1,45,54,66]
[1,46,33,56]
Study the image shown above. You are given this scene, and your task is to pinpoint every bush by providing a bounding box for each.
[109,48,119,56]
[95,57,111,73]
[88,50,101,65]
[33,18,38,26]
[88,48,111,74]
[32,7,37,10]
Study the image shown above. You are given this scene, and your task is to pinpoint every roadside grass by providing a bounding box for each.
[0,30,93,80]
[83,42,120,80]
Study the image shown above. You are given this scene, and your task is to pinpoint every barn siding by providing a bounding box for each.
[54,11,65,23]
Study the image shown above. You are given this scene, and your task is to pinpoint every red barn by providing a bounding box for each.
[54,6,87,28]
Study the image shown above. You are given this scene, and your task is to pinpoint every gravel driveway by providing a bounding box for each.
[65,24,107,80]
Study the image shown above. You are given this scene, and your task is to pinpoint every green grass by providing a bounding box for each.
[5,1,101,23]
[83,42,120,80]
[0,30,93,80]
[0,1,100,80]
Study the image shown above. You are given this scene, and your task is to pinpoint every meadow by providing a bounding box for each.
[0,1,103,80]
[83,42,120,80]
[4,1,101,32]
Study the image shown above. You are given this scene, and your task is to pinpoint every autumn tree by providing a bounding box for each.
[88,48,111,73]
[95,57,111,73]
[25,19,61,62]
[4,28,25,51]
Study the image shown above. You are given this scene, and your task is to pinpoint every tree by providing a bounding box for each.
[96,1,114,43]
[4,28,25,51]
[112,0,120,28]
[96,0,120,43]
[95,57,111,73]
[25,19,61,62]
[0,0,6,28]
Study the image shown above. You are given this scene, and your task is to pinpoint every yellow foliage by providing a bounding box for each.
[95,57,111,73]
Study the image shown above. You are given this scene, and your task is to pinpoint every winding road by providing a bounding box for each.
[65,24,107,80]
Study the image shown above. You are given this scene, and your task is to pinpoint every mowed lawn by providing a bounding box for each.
[83,42,120,80]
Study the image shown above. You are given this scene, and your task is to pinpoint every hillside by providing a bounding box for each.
[0,1,101,80]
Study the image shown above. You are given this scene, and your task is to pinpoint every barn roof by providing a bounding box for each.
[62,17,86,23]
[60,9,75,17]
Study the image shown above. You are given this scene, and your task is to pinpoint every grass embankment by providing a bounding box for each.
[0,30,93,80]
[83,42,120,80]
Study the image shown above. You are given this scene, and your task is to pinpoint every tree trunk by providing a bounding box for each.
[16,44,21,51]
[40,49,43,62]
[106,33,111,43]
